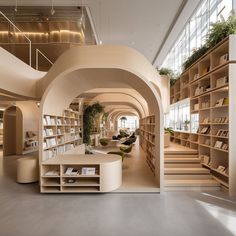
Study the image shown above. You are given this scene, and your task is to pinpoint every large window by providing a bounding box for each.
[161,0,232,74]
[164,98,191,132]
[118,116,139,132]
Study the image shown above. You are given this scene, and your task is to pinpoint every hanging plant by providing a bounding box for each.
[83,102,104,144]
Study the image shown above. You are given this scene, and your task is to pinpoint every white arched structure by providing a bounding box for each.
[39,45,164,190]
[89,93,146,118]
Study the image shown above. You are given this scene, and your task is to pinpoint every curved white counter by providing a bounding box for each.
[40,154,122,193]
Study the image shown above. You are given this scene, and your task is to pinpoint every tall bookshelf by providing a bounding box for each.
[42,109,83,161]
[168,35,236,195]
[139,115,156,175]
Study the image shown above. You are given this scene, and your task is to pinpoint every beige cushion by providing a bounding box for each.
[17,156,39,183]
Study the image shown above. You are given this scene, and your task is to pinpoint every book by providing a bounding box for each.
[81,167,96,175]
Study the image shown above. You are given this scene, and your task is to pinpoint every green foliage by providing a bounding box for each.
[183,12,236,70]
[158,67,173,76]
[157,67,179,87]
[83,102,104,144]
[206,14,236,49]
[102,112,109,123]
[183,45,209,70]
[164,127,174,136]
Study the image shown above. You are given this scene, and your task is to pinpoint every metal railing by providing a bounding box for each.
[36,49,53,70]
[0,10,53,70]
[0,10,32,66]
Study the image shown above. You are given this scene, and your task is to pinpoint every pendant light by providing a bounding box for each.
[50,0,55,15]
[14,0,18,12]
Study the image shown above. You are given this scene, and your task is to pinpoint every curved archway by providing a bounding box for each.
[3,106,22,156]
[89,93,146,117]
[40,45,164,190]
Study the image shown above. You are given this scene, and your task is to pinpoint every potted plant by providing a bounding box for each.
[164,127,174,147]
[184,120,190,131]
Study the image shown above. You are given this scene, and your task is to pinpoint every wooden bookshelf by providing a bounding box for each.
[139,115,156,175]
[171,131,198,150]
[40,155,122,193]
[168,35,236,195]
[42,109,83,161]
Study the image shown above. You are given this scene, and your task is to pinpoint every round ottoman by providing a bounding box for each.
[17,156,39,183]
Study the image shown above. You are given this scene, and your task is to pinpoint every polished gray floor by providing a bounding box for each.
[0,153,236,236]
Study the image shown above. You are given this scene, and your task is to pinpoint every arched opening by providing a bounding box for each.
[3,106,23,156]
[40,68,163,191]
[38,45,164,193]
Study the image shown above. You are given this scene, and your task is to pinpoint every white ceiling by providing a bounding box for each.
[0,0,186,64]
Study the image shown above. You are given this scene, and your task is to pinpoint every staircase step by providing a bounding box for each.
[165,154,199,159]
[165,150,198,155]
[165,174,213,180]
[165,179,220,187]
[165,168,210,175]
[165,157,201,163]
[165,163,202,168]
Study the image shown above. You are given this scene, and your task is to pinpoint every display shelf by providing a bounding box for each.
[168,36,236,194]
[139,115,156,175]
[40,155,122,193]
[42,110,83,161]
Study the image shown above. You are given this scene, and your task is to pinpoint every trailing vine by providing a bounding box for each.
[83,102,104,144]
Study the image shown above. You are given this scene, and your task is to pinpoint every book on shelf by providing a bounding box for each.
[81,167,96,175]
[43,118,47,125]
[50,118,56,125]
[43,141,47,149]
[45,170,60,176]
[45,138,57,147]
[65,167,79,176]
[45,116,51,125]
[216,76,228,87]
[57,119,62,125]
[201,155,210,165]
[44,148,57,159]
[219,53,228,65]
[200,126,210,134]
[216,165,225,172]
[45,128,54,136]
[215,98,228,107]
[214,140,223,149]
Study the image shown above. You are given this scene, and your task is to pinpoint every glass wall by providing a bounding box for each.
[164,98,191,132]
[118,116,139,132]
[161,0,233,74]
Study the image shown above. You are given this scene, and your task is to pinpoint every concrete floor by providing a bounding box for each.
[0,150,236,236]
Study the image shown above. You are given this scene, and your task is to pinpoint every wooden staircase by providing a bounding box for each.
[164,148,220,190]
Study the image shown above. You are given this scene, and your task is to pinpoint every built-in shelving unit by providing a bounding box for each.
[168,35,236,195]
[139,115,156,175]
[41,163,100,193]
[170,131,199,150]
[170,71,190,104]
[40,155,122,193]
[42,109,83,161]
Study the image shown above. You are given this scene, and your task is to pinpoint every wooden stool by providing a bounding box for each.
[17,156,39,183]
